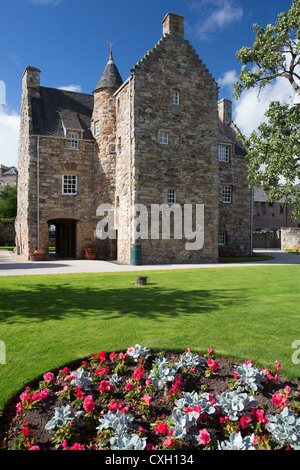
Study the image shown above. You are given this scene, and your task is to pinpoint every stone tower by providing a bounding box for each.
[92,47,123,205]
[91,47,123,258]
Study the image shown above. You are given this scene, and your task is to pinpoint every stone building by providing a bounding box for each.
[15,13,252,263]
[0,165,18,189]
[253,184,299,231]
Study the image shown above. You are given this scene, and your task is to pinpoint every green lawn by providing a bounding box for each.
[0,265,299,415]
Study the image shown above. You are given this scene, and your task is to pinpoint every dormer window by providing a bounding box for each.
[68,132,79,149]
[172,89,180,105]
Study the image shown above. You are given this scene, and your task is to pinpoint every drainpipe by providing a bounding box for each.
[37,136,40,250]
[128,76,132,264]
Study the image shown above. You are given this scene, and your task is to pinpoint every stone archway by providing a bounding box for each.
[48,218,77,258]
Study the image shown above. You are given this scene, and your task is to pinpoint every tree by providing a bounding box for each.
[233,0,300,220]
[234,0,300,99]
[0,185,18,219]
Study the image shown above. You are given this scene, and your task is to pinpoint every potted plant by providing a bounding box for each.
[81,248,98,260]
[29,249,47,261]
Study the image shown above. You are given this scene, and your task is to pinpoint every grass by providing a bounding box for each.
[0,265,299,416]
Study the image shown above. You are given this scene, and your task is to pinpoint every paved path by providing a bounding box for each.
[0,249,299,277]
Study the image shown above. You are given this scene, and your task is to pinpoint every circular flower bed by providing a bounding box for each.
[0,345,300,451]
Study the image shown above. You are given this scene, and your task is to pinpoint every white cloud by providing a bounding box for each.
[57,84,82,93]
[233,76,294,136]
[191,0,243,40]
[217,69,238,89]
[0,106,20,168]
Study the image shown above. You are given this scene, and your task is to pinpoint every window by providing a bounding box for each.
[218,231,227,245]
[219,144,230,162]
[94,121,99,136]
[68,132,79,149]
[222,185,232,203]
[160,131,169,145]
[109,98,114,107]
[168,189,176,205]
[172,89,180,105]
[109,144,116,153]
[62,175,77,195]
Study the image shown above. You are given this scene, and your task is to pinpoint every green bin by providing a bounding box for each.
[131,242,142,265]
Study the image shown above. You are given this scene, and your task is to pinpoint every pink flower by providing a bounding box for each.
[245,360,253,365]
[256,409,268,424]
[163,437,175,448]
[125,381,133,391]
[207,348,214,356]
[38,388,49,401]
[145,443,155,450]
[132,365,144,381]
[43,372,54,383]
[207,358,218,372]
[145,379,151,386]
[69,443,85,450]
[110,352,117,361]
[284,386,291,395]
[199,429,210,445]
[275,360,281,371]
[240,414,252,429]
[29,445,40,450]
[108,400,123,412]
[141,395,152,406]
[98,380,115,393]
[83,395,94,413]
[95,366,109,376]
[155,422,168,434]
[272,392,288,410]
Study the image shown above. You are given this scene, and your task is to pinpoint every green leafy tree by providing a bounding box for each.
[233,0,300,220]
[0,185,18,219]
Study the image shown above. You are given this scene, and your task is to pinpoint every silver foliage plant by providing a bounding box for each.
[234,362,267,392]
[218,432,256,450]
[216,390,258,421]
[266,407,300,450]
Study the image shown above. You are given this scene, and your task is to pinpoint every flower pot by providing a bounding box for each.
[29,254,47,261]
[82,253,98,260]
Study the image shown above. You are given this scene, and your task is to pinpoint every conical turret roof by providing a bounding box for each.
[94,48,123,93]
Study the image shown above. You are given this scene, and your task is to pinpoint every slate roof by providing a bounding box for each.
[30,87,94,140]
[218,120,247,157]
[94,52,123,92]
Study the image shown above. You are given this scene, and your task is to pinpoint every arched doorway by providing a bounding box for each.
[48,219,77,258]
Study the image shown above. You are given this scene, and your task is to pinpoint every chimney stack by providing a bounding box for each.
[22,66,41,97]
[162,13,184,38]
[218,99,232,125]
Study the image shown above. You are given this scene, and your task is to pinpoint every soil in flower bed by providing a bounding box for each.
[0,347,299,451]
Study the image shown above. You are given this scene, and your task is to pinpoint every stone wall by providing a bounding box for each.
[218,154,252,256]
[128,29,220,264]
[115,78,134,264]
[281,228,300,250]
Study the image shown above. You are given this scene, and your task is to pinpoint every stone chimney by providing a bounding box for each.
[218,99,232,125]
[22,66,41,97]
[162,13,184,38]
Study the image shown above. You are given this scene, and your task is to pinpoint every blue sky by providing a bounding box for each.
[0,0,296,167]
